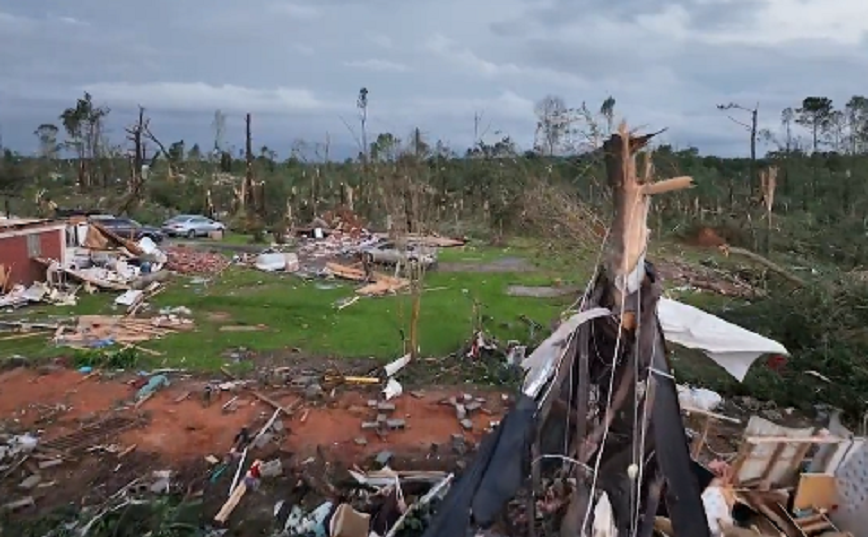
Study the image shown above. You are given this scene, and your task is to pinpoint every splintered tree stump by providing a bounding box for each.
[603,124,693,321]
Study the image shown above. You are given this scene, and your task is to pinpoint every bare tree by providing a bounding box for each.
[472,110,492,150]
[357,87,369,163]
[844,95,868,154]
[211,109,226,155]
[240,113,255,212]
[118,106,170,214]
[34,124,60,160]
[534,95,569,156]
[717,102,759,192]
[600,96,616,135]
[126,107,146,195]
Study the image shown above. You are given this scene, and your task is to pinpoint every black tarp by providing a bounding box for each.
[420,394,537,537]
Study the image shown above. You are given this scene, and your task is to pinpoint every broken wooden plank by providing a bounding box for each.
[250,391,299,415]
[743,435,845,444]
[215,480,246,523]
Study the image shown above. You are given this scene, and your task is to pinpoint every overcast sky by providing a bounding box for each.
[1,0,866,159]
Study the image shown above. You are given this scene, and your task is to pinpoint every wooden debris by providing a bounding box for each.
[0,263,10,294]
[326,262,410,296]
[222,395,240,412]
[3,496,35,512]
[121,343,163,356]
[55,314,193,346]
[0,331,45,342]
[215,479,247,523]
[219,324,268,332]
[37,459,63,470]
[77,370,101,384]
[793,473,838,511]
[251,391,300,416]
[373,233,466,248]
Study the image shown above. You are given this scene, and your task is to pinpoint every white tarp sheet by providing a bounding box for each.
[521,297,789,397]
[657,297,789,382]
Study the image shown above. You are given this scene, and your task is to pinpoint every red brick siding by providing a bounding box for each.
[0,228,64,286]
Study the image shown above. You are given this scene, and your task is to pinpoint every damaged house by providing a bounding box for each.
[0,218,68,288]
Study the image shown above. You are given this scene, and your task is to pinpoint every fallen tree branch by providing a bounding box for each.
[721,245,805,287]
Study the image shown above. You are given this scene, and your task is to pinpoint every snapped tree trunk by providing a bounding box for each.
[601,123,708,537]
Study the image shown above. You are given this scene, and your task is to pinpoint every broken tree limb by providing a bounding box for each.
[720,245,805,287]
[641,175,693,196]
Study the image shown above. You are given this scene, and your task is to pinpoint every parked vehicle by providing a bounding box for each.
[161,215,225,238]
[92,217,165,243]
[358,239,437,269]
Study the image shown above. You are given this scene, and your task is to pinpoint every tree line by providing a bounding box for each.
[2,91,867,266]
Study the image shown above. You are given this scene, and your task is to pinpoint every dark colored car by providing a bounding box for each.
[93,217,165,243]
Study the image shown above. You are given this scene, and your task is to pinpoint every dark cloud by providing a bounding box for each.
[0,0,865,158]
[508,0,763,32]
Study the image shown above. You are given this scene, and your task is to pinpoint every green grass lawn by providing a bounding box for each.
[0,237,766,386]
[0,241,583,370]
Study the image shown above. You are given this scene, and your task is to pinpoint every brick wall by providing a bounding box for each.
[0,228,64,286]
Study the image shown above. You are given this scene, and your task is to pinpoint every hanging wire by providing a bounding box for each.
[532,454,594,475]
[629,282,645,535]
[580,171,647,535]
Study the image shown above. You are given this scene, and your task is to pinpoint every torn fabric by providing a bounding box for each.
[657,297,789,381]
[420,394,537,537]
[520,307,611,398]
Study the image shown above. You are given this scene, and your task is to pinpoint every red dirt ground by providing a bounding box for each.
[687,226,727,248]
[0,367,507,464]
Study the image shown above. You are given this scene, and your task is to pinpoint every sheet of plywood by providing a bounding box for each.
[735,416,817,488]
[793,473,838,511]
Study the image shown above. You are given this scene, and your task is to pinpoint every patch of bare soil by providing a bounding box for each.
[206,311,233,322]
[0,366,508,531]
[686,226,727,248]
[438,256,534,273]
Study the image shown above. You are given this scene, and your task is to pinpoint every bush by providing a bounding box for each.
[714,279,868,419]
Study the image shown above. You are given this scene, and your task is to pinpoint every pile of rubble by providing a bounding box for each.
[165,245,230,275]
[54,312,194,350]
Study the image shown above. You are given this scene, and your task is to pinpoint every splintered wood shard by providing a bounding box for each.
[604,125,693,308]
[602,124,708,536]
